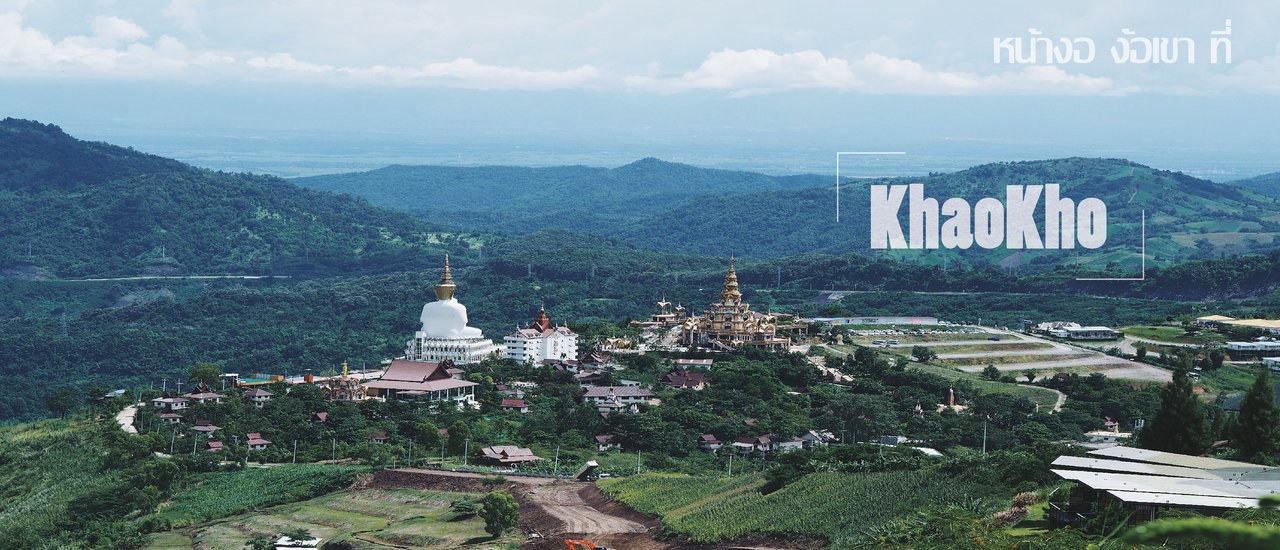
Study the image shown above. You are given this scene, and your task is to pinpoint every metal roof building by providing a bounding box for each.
[1048,447,1279,527]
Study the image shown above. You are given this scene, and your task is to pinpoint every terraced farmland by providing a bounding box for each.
[144,487,518,549]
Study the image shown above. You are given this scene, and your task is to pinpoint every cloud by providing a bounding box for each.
[1213,54,1280,93]
[163,0,206,37]
[625,48,1119,96]
[245,53,601,89]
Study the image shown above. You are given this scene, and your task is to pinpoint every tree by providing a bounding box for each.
[981,365,1001,381]
[1138,366,1209,455]
[188,363,224,387]
[1234,370,1278,461]
[910,345,937,362]
[1135,345,1147,360]
[1023,369,1036,383]
[447,420,471,457]
[479,490,519,537]
[45,388,78,418]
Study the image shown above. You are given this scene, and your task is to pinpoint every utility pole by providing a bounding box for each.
[169,429,176,454]
[635,449,641,475]
[776,266,781,289]
[553,445,560,476]
[292,440,297,464]
[408,440,414,467]
[162,377,167,393]
[463,439,469,466]
[982,417,988,458]
[728,453,733,477]
[332,438,336,461]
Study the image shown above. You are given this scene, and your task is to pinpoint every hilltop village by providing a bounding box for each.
[34,253,1280,549]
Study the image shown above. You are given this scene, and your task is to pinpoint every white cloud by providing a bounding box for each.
[163,0,206,37]
[626,48,1119,96]
[243,53,600,89]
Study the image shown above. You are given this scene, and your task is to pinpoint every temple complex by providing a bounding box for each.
[404,255,500,364]
[683,257,790,349]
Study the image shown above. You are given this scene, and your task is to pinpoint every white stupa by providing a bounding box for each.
[404,255,500,364]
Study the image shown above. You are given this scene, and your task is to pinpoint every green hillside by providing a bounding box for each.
[0,119,479,278]
[295,157,1280,269]
[1228,171,1280,199]
[292,158,826,235]
[627,158,1280,267]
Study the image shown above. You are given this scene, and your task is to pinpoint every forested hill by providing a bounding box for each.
[0,119,478,278]
[1227,171,1280,199]
[625,158,1280,269]
[294,157,1280,269]
[292,158,827,235]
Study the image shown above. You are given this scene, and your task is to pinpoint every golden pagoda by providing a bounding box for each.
[685,256,788,349]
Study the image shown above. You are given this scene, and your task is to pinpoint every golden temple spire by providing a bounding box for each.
[434,254,457,300]
[720,255,742,303]
[341,361,349,379]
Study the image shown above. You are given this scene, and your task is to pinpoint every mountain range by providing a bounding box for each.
[297,157,1280,270]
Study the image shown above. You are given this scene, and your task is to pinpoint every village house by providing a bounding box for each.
[478,445,542,466]
[158,412,182,424]
[183,382,224,404]
[501,398,529,414]
[246,432,271,451]
[311,412,328,423]
[151,396,189,413]
[206,441,223,452]
[660,366,707,390]
[582,386,655,414]
[191,420,219,434]
[698,434,722,451]
[673,358,714,370]
[365,431,389,444]
[595,434,620,452]
[243,388,274,408]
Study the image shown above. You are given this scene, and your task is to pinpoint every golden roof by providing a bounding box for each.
[434,254,457,300]
[720,256,742,303]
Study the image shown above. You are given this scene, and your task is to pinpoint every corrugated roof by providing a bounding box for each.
[1106,490,1256,509]
[1087,446,1264,471]
[1051,469,1280,499]
[1052,456,1225,480]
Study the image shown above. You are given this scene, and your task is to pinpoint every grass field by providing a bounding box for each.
[846,332,1003,345]
[907,362,1061,410]
[1123,325,1226,345]
[145,487,519,549]
[928,342,1052,354]
[599,471,1004,547]
[940,353,1082,367]
[1196,364,1262,398]
[154,464,365,527]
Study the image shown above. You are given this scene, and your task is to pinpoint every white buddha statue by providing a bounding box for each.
[405,255,499,363]
[418,255,484,338]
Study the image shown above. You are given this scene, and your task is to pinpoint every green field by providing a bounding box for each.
[925,342,1051,354]
[846,332,1003,345]
[940,353,1082,367]
[907,362,1061,410]
[599,471,1003,547]
[145,487,519,549]
[154,465,365,527]
[1123,325,1226,345]
[1196,364,1262,398]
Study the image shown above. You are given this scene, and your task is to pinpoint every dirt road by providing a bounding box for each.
[524,484,648,534]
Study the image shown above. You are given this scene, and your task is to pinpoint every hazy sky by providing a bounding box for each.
[2,1,1277,177]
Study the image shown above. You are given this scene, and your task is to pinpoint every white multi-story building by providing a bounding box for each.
[504,307,577,364]
[404,255,500,365]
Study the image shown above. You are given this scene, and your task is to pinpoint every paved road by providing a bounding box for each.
[115,404,138,434]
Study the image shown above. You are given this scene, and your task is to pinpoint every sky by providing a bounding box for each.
[1,0,1278,178]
